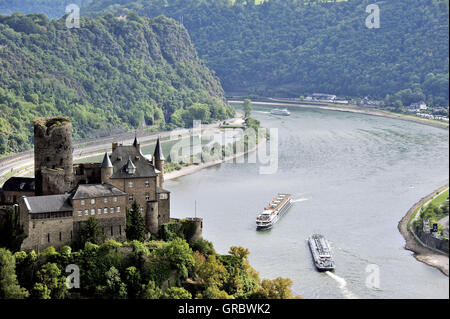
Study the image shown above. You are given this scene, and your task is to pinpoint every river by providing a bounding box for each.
[165,104,449,299]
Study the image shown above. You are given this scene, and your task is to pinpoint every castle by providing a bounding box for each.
[3,117,174,251]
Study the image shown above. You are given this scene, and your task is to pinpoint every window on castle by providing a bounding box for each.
[116,206,121,213]
[128,181,134,188]
[110,207,114,214]
[84,210,88,216]
[110,226,113,236]
[104,198,108,203]
[98,208,102,215]
[59,232,62,241]
[91,199,95,205]
[91,209,95,215]
[129,195,133,201]
[119,225,122,235]
[77,211,82,217]
[81,200,85,206]
[140,208,144,214]
[145,194,150,201]
[145,180,150,187]
[104,208,108,214]
[113,197,118,202]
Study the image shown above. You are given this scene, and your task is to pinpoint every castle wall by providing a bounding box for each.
[20,211,74,252]
[158,193,170,226]
[74,163,102,185]
[2,190,34,204]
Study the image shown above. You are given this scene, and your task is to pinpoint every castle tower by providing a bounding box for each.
[34,117,74,195]
[133,135,141,153]
[153,137,165,187]
[101,153,113,184]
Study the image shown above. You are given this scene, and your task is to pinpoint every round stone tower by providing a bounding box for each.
[101,153,113,184]
[34,117,74,195]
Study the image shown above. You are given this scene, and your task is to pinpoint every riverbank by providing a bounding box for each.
[398,185,449,276]
[165,138,265,181]
[229,100,449,131]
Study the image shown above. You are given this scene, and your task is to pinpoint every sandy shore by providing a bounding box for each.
[398,185,449,276]
[229,100,449,130]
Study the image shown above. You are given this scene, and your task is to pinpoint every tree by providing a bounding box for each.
[126,200,146,242]
[77,217,105,248]
[195,255,228,289]
[0,207,27,252]
[96,266,128,299]
[124,266,141,299]
[255,277,298,299]
[200,285,231,299]
[31,262,68,299]
[140,280,162,299]
[229,246,250,260]
[152,238,194,279]
[243,99,252,118]
[0,248,29,299]
[161,286,192,299]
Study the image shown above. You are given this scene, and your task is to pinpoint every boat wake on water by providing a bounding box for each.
[325,271,359,299]
[291,198,309,203]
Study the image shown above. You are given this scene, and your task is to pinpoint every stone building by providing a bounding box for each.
[12,117,174,252]
[19,184,127,251]
[0,177,35,204]
[102,136,171,234]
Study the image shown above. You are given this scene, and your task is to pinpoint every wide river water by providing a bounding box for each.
[166,104,449,299]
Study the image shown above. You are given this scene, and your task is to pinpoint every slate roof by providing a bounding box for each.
[2,177,35,192]
[101,153,113,168]
[71,184,127,200]
[154,137,165,161]
[24,194,72,214]
[110,145,157,179]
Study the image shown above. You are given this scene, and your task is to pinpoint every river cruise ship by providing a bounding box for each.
[270,108,291,116]
[256,194,292,230]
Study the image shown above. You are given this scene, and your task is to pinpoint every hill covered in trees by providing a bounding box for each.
[0,13,233,155]
[81,0,449,106]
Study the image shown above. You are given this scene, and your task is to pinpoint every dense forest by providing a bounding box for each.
[0,13,234,155]
[81,0,449,106]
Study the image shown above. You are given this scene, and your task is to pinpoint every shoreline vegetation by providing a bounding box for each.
[398,185,449,276]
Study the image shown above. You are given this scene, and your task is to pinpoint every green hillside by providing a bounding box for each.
[0,13,233,155]
[82,0,449,106]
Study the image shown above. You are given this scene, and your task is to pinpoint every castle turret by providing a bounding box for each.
[34,117,74,195]
[101,153,113,184]
[133,135,141,153]
[153,137,165,187]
